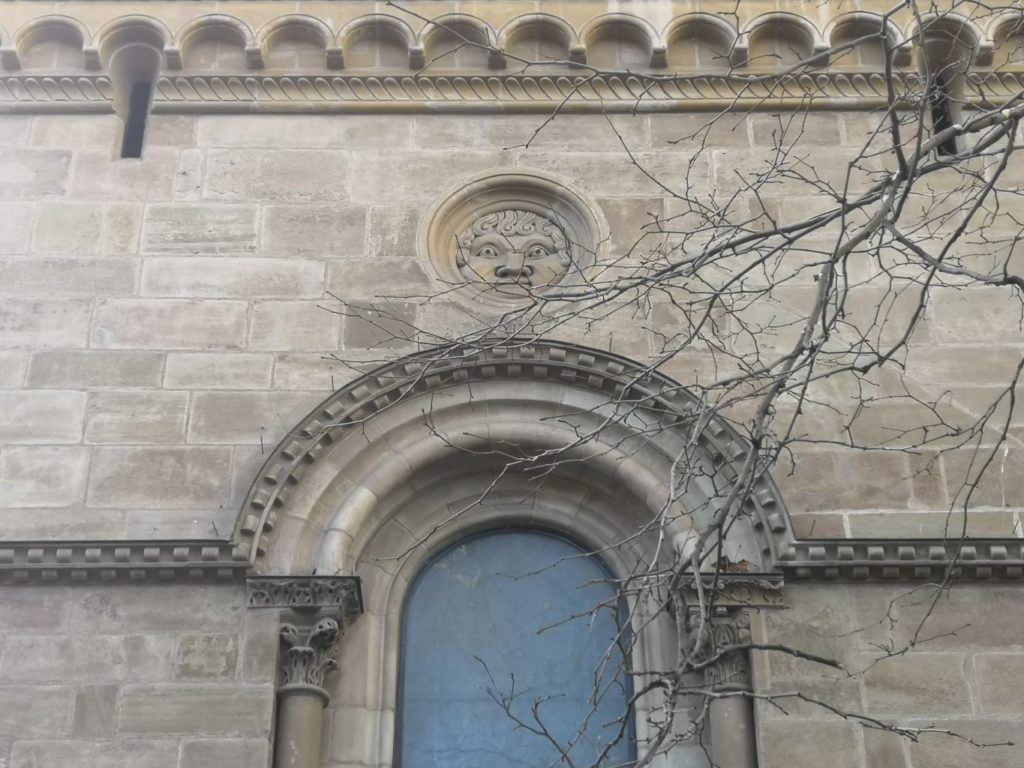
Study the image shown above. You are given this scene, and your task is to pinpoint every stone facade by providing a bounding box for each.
[3,0,1024,767]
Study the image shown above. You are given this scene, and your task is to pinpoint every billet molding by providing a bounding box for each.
[0,539,246,585]
[2,70,1024,112]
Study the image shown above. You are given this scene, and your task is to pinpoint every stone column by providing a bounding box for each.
[245,576,363,768]
[276,619,341,768]
[706,609,757,768]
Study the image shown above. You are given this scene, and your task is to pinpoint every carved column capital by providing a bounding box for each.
[704,608,753,693]
[279,618,342,702]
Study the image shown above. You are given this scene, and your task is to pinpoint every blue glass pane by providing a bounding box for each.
[399,530,635,768]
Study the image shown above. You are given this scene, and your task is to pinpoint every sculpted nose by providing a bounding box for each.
[494,252,534,279]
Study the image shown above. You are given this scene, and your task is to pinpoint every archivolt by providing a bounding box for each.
[236,339,794,578]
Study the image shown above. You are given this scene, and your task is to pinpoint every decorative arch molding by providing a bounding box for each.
[235,338,792,576]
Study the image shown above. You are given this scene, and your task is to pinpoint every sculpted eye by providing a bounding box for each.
[477,245,499,259]
[528,245,550,259]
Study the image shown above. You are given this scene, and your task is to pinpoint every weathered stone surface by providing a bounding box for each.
[0,116,29,145]
[124,635,175,681]
[0,299,92,348]
[906,719,1024,768]
[164,353,272,390]
[0,446,89,506]
[974,654,1024,713]
[87,447,231,508]
[31,203,102,254]
[350,151,502,202]
[650,112,753,148]
[179,738,270,768]
[204,150,349,202]
[30,114,120,148]
[174,635,238,679]
[0,202,33,254]
[327,259,431,298]
[71,684,119,737]
[248,300,340,351]
[188,391,322,444]
[28,350,164,389]
[102,203,143,255]
[10,739,179,768]
[759,719,861,768]
[91,300,247,350]
[862,653,971,716]
[0,390,85,444]
[270,354,354,391]
[342,301,417,349]
[117,684,274,736]
[0,259,137,296]
[0,351,26,388]
[69,149,176,201]
[263,204,366,257]
[0,508,126,540]
[0,636,124,682]
[146,115,198,147]
[750,113,843,147]
[70,586,244,635]
[140,257,323,298]
[0,150,70,198]
[846,510,1017,538]
[85,391,188,444]
[142,204,258,255]
[413,114,645,151]
[0,588,69,632]
[198,114,411,149]
[517,150,706,197]
[0,686,74,739]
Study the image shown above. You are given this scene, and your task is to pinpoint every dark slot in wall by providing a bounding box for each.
[120,81,152,159]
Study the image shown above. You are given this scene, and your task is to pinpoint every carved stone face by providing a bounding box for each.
[456,210,572,291]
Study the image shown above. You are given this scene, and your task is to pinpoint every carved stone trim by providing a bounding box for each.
[1,71,1022,112]
[0,540,246,584]
[680,574,786,608]
[247,576,363,622]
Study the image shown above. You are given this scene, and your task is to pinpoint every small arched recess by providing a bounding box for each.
[238,338,793,767]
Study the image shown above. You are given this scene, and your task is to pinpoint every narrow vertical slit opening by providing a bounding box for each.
[929,72,960,158]
[120,81,151,159]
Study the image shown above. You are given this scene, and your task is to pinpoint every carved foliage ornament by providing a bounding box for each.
[456,209,572,290]
[704,610,753,692]
[279,618,341,690]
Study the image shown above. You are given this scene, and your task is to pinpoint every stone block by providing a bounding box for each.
[174,635,239,679]
[271,354,357,391]
[31,203,102,255]
[0,508,125,540]
[87,446,231,508]
[759,719,861,768]
[342,301,417,349]
[350,151,504,202]
[118,684,273,736]
[762,585,859,678]
[248,300,340,351]
[0,258,137,297]
[70,585,244,635]
[0,686,74,739]
[0,116,29,145]
[649,112,752,148]
[140,257,324,298]
[176,148,204,200]
[788,513,844,538]
[750,113,843,147]
[125,635,176,681]
[907,719,1024,768]
[975,654,1024,713]
[102,203,143,255]
[0,446,89,506]
[0,351,26,387]
[365,206,421,262]
[0,587,69,631]
[164,353,272,390]
[862,653,971,716]
[179,738,270,768]
[123,507,235,540]
[198,114,411,149]
[30,114,120,148]
[327,259,431,300]
[85,391,188,444]
[263,204,366,257]
[932,286,1024,343]
[846,510,1016,538]
[0,150,70,198]
[69,149,177,201]
[142,204,258,255]
[0,636,124,682]
[239,610,280,684]
[204,150,349,202]
[10,739,179,768]
[863,729,909,768]
[0,203,32,254]
[516,150,706,198]
[92,299,247,350]
[29,350,164,389]
[775,450,914,512]
[146,115,197,147]
[71,684,119,737]
[906,344,1024,386]
[0,299,92,348]
[414,114,645,151]
[0,390,85,444]
[188,391,322,444]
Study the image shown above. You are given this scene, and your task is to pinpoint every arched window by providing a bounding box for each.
[398,529,635,767]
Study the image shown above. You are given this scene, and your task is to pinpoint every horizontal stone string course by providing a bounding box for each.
[2,72,1023,111]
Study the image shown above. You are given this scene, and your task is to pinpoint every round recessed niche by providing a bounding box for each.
[420,170,608,310]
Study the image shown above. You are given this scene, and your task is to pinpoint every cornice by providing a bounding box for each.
[1,71,1023,113]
